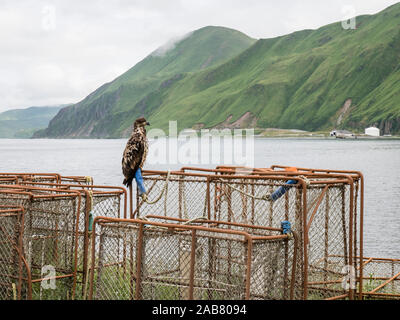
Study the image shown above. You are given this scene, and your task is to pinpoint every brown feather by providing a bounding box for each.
[122,123,148,187]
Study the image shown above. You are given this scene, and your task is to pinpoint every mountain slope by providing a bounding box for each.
[34,26,256,138]
[145,3,400,134]
[0,106,64,138]
[36,3,400,137]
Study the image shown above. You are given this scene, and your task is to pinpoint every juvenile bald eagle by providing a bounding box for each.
[122,117,150,188]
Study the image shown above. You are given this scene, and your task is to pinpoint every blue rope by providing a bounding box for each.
[135,168,147,195]
[270,180,297,201]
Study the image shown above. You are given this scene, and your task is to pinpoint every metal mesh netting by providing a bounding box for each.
[74,188,126,299]
[0,177,18,185]
[135,174,304,225]
[305,256,400,300]
[0,206,31,300]
[0,167,373,301]
[135,170,362,300]
[0,188,81,299]
[89,217,299,300]
[26,196,79,300]
[305,184,353,299]
[0,173,60,184]
[60,176,94,185]
[360,257,400,299]
[0,173,94,187]
[0,184,125,299]
[0,176,127,300]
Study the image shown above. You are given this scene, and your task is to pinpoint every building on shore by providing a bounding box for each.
[365,127,380,137]
[330,129,356,139]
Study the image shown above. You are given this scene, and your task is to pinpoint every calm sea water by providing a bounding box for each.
[0,138,399,259]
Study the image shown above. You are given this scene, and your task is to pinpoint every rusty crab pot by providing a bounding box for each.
[0,185,82,300]
[88,216,300,300]
[133,167,363,300]
[14,181,128,298]
[0,205,32,300]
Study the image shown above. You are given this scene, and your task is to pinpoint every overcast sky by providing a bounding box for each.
[0,0,398,112]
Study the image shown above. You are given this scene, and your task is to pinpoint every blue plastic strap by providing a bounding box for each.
[270,180,297,201]
[281,221,292,235]
[88,211,94,232]
[135,168,147,195]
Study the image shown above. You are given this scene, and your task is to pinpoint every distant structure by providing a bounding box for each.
[330,130,356,139]
[365,127,380,137]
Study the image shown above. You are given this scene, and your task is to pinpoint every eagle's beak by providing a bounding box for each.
[146,121,150,126]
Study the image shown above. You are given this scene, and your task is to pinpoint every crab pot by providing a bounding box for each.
[0,206,32,300]
[88,216,300,300]
[0,186,81,300]
[136,168,363,300]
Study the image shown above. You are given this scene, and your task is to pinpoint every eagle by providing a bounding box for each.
[122,117,150,189]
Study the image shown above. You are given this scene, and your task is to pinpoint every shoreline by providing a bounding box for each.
[2,128,400,141]
[1,136,400,141]
[254,135,400,140]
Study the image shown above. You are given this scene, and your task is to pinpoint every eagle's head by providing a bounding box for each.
[133,117,150,129]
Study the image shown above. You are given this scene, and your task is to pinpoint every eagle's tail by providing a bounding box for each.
[123,177,133,188]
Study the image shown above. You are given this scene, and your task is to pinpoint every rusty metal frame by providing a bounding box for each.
[59,176,94,185]
[0,205,32,300]
[0,176,19,185]
[17,181,128,219]
[357,256,400,299]
[193,165,362,300]
[138,168,360,300]
[0,173,61,184]
[0,181,128,298]
[270,164,364,299]
[88,215,299,300]
[0,173,94,186]
[0,185,82,299]
[0,166,373,301]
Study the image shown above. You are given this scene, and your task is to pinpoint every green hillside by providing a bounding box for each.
[34,26,256,138]
[146,3,400,134]
[0,106,64,138]
[35,3,400,138]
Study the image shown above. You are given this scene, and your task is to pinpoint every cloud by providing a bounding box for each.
[151,31,194,57]
[0,0,399,112]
